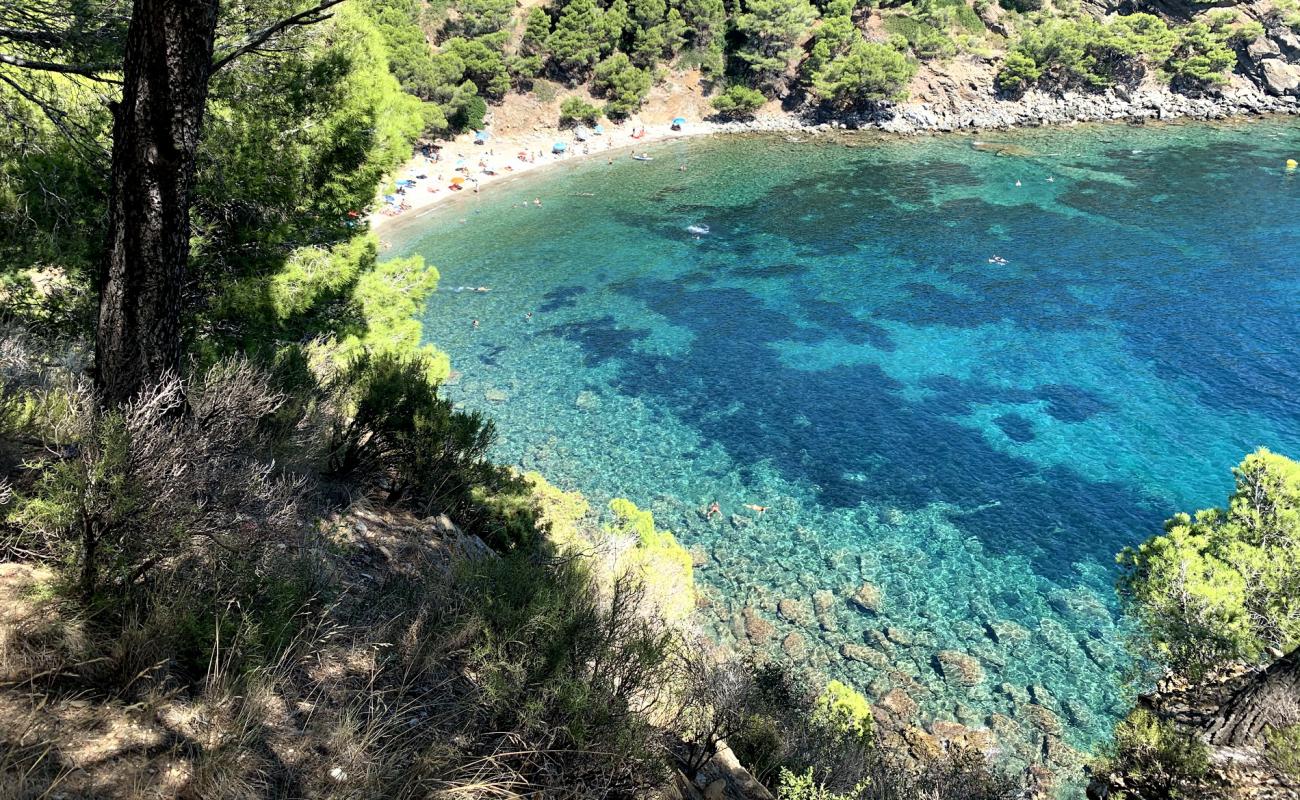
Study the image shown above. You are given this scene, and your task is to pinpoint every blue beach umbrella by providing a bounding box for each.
[552,141,568,153]
[474,130,489,143]
[672,117,686,128]
[593,124,605,135]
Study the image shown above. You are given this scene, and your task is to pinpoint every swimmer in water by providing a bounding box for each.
[744,504,769,516]
[1015,179,1022,187]
[475,286,490,293]
[525,311,533,321]
[533,198,542,207]
[1047,176,1055,182]
[706,501,721,519]
[472,319,480,329]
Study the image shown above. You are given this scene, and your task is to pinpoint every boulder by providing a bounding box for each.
[878,687,919,718]
[1260,59,1300,96]
[1018,702,1064,736]
[777,598,809,626]
[883,626,914,646]
[812,590,838,632]
[849,582,883,614]
[782,631,807,660]
[841,643,889,669]
[742,607,773,644]
[934,650,985,686]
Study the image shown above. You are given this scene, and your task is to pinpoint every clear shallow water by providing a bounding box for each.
[394,120,1300,765]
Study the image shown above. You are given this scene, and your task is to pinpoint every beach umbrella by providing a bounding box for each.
[383,194,397,203]
[552,141,568,153]
[672,117,686,129]
[474,130,490,143]
[450,176,466,185]
[594,124,605,135]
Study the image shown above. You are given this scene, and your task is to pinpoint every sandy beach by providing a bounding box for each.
[369,115,746,236]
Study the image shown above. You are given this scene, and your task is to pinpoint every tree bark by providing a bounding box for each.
[1207,647,1300,746]
[96,0,220,407]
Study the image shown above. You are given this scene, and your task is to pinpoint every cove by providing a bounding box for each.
[391,119,1300,766]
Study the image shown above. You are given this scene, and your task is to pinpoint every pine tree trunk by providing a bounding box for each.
[96,0,220,407]
[1207,647,1300,746]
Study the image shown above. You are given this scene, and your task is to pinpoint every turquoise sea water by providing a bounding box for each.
[392,120,1300,767]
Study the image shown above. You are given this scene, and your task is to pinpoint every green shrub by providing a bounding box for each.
[605,497,694,620]
[1117,449,1300,680]
[1095,708,1211,799]
[711,85,766,118]
[812,39,916,107]
[592,53,653,117]
[559,95,601,126]
[1166,21,1236,89]
[328,350,528,547]
[458,551,673,789]
[1265,725,1300,778]
[812,680,874,744]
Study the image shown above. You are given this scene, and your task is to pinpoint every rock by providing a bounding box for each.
[930,720,971,743]
[1028,684,1059,711]
[484,388,509,403]
[704,778,727,800]
[984,619,1029,646]
[1018,702,1063,736]
[689,546,710,568]
[743,607,773,644]
[777,598,809,625]
[864,628,893,652]
[986,713,1022,740]
[934,650,985,686]
[840,643,888,669]
[884,626,914,646]
[811,589,839,632]
[1261,59,1300,96]
[878,688,918,718]
[995,682,1029,705]
[849,582,883,613]
[900,726,943,761]
[782,631,807,659]
[575,389,601,408]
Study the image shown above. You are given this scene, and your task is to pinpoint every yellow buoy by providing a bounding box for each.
[1288,159,1298,170]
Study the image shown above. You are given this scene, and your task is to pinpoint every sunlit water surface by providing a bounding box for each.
[392,119,1300,768]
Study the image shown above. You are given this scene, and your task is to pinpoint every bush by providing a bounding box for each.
[1094,708,1211,799]
[327,350,531,548]
[592,53,653,117]
[15,360,303,602]
[1166,21,1236,90]
[1117,449,1300,680]
[711,85,767,118]
[813,40,916,108]
[459,551,673,793]
[559,95,601,126]
[605,497,695,621]
[1266,725,1300,779]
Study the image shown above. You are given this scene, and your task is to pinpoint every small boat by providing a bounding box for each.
[686,224,710,235]
[633,154,653,162]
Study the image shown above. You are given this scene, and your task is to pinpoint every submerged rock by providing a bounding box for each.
[884,626,914,647]
[782,631,807,660]
[934,650,985,686]
[849,582,883,614]
[878,688,918,718]
[841,643,888,669]
[1018,702,1063,736]
[743,606,773,644]
[812,590,838,632]
[777,598,809,625]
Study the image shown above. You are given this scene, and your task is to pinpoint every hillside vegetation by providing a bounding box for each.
[357,0,1298,132]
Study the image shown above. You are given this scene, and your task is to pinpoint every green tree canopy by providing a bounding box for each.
[812,39,915,107]
[735,0,819,91]
[1118,448,1300,680]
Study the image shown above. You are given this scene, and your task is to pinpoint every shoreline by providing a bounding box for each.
[371,84,1299,239]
